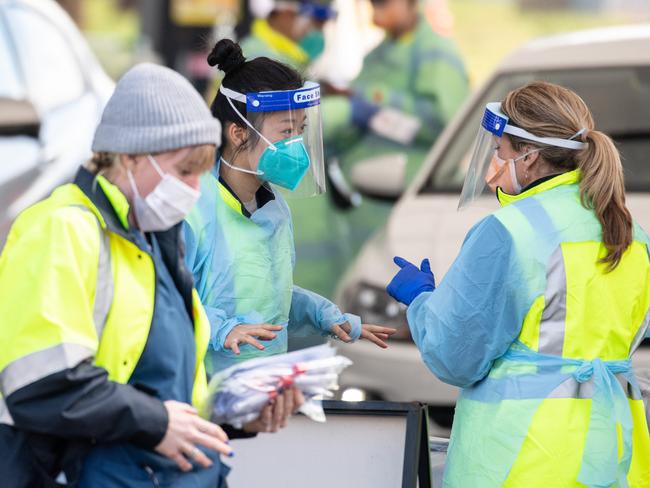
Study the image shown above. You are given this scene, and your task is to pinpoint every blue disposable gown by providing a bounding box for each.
[184,164,361,374]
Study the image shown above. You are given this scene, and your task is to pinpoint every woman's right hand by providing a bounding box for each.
[155,400,232,472]
[224,324,283,354]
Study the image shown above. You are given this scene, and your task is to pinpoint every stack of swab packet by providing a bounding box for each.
[207,344,352,428]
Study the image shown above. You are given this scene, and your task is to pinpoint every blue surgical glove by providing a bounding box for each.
[386,256,436,306]
[350,94,380,129]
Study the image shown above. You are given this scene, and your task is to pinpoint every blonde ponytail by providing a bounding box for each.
[575,130,632,271]
[502,81,633,271]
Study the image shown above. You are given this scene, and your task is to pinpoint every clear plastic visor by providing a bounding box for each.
[458,126,499,209]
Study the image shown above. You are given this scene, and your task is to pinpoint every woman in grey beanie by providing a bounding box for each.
[0,63,241,488]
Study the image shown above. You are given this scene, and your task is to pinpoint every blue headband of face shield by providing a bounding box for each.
[219,83,321,190]
[300,2,336,21]
[482,102,588,150]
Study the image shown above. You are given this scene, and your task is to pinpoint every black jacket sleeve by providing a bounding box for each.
[221,424,257,440]
[5,359,168,449]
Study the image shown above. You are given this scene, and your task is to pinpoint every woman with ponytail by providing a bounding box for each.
[386,81,650,486]
[184,40,395,377]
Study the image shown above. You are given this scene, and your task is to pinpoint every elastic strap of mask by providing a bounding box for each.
[513,148,540,162]
[147,155,166,178]
[508,159,522,193]
[220,156,264,176]
[126,168,141,199]
[219,85,277,150]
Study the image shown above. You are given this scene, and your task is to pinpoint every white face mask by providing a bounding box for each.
[127,155,200,232]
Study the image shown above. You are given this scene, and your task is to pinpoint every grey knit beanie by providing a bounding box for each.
[92,63,221,154]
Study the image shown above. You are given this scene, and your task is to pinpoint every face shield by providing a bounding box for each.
[458,102,587,209]
[220,81,326,198]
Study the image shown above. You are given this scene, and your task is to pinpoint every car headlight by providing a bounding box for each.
[342,282,411,340]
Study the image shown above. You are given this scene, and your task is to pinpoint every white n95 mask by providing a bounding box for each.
[127,155,200,232]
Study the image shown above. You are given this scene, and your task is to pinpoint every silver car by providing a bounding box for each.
[0,0,113,246]
[335,25,650,424]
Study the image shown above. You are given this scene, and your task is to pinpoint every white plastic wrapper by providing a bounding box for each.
[206,344,352,428]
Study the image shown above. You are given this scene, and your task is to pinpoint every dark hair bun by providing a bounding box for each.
[207,39,246,75]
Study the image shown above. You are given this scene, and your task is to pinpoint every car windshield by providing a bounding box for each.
[421,66,650,194]
[4,5,85,111]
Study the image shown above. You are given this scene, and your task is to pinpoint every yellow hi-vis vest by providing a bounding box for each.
[0,177,210,425]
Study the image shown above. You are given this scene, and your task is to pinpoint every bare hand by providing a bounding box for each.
[224,324,283,355]
[360,323,397,348]
[242,388,305,433]
[330,321,397,348]
[320,81,353,97]
[155,400,232,472]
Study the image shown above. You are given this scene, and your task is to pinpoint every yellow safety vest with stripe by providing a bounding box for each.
[441,171,650,487]
[0,174,211,425]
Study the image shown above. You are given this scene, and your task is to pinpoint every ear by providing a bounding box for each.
[119,154,138,172]
[522,147,540,168]
[226,121,248,148]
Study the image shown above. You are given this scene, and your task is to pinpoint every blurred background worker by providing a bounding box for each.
[308,0,469,297]
[241,0,336,71]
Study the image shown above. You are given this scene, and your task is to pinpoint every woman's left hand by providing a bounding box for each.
[330,321,397,348]
[242,387,305,434]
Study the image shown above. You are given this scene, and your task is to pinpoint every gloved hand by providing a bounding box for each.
[350,94,380,129]
[386,256,436,306]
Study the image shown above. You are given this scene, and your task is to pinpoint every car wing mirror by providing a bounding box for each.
[350,153,407,202]
[0,98,40,138]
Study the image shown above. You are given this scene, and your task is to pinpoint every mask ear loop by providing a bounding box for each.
[511,148,540,192]
[147,154,166,178]
[220,156,264,176]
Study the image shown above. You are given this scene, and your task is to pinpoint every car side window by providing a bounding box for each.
[0,16,24,99]
[6,6,85,111]
[421,73,534,194]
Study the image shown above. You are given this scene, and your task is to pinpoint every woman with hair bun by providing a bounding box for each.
[387,81,650,486]
[184,39,396,381]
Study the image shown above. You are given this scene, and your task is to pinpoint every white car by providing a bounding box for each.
[0,0,113,246]
[335,25,650,424]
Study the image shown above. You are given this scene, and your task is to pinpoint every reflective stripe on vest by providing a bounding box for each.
[89,209,113,340]
[538,246,567,356]
[0,209,112,426]
[630,306,650,355]
[0,396,13,426]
